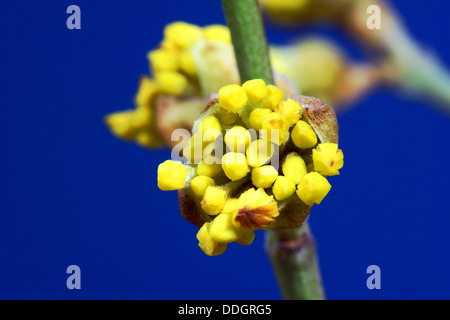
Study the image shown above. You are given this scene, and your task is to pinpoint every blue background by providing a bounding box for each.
[1,1,449,300]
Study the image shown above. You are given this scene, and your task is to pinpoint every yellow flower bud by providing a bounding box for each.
[282,152,307,184]
[275,98,303,126]
[164,22,203,50]
[261,0,310,13]
[135,131,161,148]
[296,172,331,206]
[210,211,256,246]
[201,186,227,215]
[195,115,222,143]
[290,40,344,96]
[222,152,249,181]
[183,133,206,164]
[105,111,136,140]
[291,120,317,149]
[202,142,223,165]
[210,198,255,245]
[209,211,241,244]
[197,162,222,177]
[312,143,344,176]
[155,71,187,95]
[263,84,284,109]
[160,39,178,52]
[218,84,248,113]
[203,24,231,43]
[197,222,227,256]
[191,41,239,95]
[224,125,251,153]
[178,49,197,76]
[190,176,215,198]
[157,160,187,191]
[251,165,278,188]
[147,49,178,72]
[272,175,296,201]
[246,139,275,167]
[135,77,159,106]
[242,79,268,103]
[260,112,289,144]
[131,107,153,128]
[249,108,272,130]
[233,188,279,230]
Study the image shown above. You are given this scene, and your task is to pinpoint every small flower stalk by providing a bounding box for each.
[156,80,344,256]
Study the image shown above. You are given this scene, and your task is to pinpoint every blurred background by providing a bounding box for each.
[1,0,449,299]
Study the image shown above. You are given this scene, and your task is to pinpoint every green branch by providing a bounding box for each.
[221,0,325,300]
[221,0,274,84]
[265,225,325,300]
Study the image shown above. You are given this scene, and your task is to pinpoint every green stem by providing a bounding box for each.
[265,224,325,300]
[221,0,274,84]
[222,0,325,300]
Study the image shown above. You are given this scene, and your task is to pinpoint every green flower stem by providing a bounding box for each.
[265,224,325,300]
[221,0,274,84]
[222,0,325,300]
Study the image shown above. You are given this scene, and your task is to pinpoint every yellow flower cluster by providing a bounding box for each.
[105,77,161,148]
[150,22,231,95]
[105,21,350,153]
[104,22,231,148]
[157,80,344,256]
